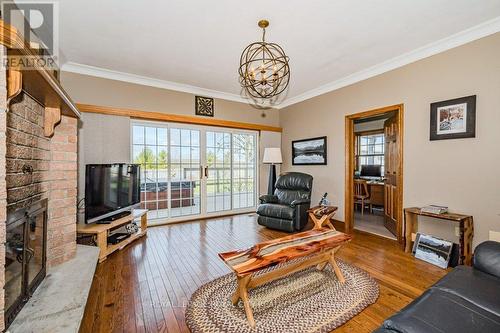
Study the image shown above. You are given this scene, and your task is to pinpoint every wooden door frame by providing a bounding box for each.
[344,104,405,243]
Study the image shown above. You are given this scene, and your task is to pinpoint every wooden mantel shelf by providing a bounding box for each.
[0,19,81,122]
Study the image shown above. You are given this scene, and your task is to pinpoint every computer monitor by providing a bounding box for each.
[360,165,381,178]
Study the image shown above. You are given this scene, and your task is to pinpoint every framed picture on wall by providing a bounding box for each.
[430,95,476,140]
[292,136,327,165]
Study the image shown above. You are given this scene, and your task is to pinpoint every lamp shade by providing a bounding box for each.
[263,147,282,164]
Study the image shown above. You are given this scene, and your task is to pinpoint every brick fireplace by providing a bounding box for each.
[0,47,79,329]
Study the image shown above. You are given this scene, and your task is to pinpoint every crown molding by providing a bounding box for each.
[61,62,254,105]
[278,16,500,109]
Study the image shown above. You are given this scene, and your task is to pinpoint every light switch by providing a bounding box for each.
[489,231,500,242]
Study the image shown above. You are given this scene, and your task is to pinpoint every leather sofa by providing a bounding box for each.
[257,172,313,232]
[374,240,500,333]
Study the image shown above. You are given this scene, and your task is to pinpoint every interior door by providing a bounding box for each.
[384,115,399,237]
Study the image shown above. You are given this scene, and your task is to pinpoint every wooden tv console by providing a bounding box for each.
[77,209,148,263]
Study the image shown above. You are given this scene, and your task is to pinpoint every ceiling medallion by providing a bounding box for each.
[238,20,290,104]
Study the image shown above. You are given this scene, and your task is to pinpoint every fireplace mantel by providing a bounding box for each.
[0,19,81,137]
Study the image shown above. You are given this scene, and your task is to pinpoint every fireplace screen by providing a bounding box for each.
[4,199,48,328]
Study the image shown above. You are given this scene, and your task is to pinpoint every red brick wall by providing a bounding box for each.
[47,115,77,266]
[0,66,78,329]
[0,45,8,332]
[4,92,77,267]
[6,93,50,212]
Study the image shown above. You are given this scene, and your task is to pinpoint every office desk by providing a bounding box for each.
[367,181,384,207]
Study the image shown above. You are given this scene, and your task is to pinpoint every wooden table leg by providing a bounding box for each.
[231,285,240,305]
[310,212,336,230]
[232,275,255,328]
[140,213,148,233]
[404,211,417,252]
[316,249,329,270]
[328,248,345,283]
[96,231,107,262]
[460,217,474,266]
[325,220,335,230]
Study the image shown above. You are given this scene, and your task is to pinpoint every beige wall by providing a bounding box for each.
[60,72,281,201]
[280,32,500,247]
[61,72,279,126]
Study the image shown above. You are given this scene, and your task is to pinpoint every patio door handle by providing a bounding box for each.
[204,166,209,178]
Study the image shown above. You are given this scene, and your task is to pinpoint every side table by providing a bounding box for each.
[308,205,338,230]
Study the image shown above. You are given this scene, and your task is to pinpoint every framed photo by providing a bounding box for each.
[430,95,476,140]
[292,136,327,165]
[413,233,453,269]
[195,96,214,117]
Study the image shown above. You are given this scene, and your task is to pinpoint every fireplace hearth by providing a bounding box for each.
[4,199,48,329]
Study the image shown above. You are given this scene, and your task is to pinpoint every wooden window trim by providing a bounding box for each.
[77,104,282,133]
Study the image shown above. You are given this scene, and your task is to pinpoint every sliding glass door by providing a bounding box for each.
[169,127,201,218]
[132,121,257,222]
[231,133,256,209]
[206,131,232,213]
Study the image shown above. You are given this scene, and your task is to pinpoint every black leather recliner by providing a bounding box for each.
[256,172,313,232]
[374,240,500,333]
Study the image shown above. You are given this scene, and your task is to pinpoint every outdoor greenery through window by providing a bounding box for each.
[356,133,385,174]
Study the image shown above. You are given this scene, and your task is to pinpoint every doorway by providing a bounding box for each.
[345,104,404,243]
[131,121,258,224]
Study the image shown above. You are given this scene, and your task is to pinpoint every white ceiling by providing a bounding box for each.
[56,0,500,107]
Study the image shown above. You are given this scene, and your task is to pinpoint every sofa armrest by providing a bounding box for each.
[259,194,279,204]
[473,241,500,278]
[290,198,311,207]
[290,199,311,231]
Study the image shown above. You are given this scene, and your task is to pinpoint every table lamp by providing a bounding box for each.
[263,147,282,195]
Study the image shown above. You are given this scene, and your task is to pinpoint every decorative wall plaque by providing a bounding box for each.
[195,96,214,117]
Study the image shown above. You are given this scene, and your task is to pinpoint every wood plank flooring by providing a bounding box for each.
[80,214,447,333]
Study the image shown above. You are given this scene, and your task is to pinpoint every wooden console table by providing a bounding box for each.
[219,228,351,328]
[77,209,148,263]
[404,207,473,265]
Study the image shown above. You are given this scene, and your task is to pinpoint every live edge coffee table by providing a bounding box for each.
[219,228,352,327]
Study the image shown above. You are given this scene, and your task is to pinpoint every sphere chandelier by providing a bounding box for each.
[238,20,290,101]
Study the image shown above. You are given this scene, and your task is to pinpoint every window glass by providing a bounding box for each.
[357,133,385,175]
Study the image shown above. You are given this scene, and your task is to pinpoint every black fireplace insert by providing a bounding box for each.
[4,199,48,329]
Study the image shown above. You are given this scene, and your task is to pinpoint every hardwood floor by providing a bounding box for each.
[80,214,447,333]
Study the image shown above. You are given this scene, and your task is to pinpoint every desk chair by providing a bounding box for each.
[354,179,372,215]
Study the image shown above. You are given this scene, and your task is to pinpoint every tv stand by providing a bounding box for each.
[96,210,133,224]
[77,209,148,262]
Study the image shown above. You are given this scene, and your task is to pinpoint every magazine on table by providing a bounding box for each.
[421,205,448,214]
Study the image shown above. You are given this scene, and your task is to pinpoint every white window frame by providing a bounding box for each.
[130,120,259,225]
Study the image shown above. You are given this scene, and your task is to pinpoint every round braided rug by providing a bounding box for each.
[185,259,379,333]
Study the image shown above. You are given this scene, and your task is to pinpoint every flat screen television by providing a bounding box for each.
[360,164,382,178]
[85,164,141,223]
